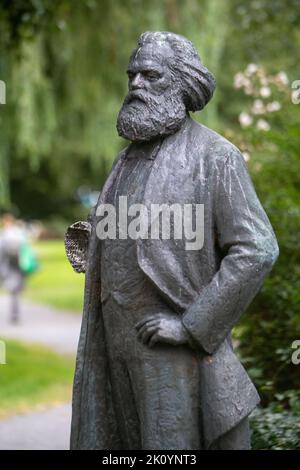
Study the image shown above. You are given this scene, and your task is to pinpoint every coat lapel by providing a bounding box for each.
[99,147,128,206]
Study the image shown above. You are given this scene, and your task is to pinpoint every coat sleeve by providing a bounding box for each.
[182,146,279,355]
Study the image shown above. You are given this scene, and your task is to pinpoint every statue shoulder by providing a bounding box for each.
[111,145,129,169]
[189,119,244,168]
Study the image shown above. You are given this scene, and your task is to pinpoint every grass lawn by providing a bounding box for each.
[0,339,74,418]
[25,240,85,312]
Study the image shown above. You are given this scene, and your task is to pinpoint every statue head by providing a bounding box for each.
[117,31,216,142]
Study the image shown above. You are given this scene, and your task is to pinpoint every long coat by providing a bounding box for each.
[69,117,279,449]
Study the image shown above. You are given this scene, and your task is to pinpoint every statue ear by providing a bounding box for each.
[65,221,91,274]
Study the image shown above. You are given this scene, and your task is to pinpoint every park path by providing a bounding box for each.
[0,295,82,450]
[0,404,71,450]
[0,295,81,354]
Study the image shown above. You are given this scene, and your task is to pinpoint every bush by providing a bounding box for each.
[251,406,300,450]
[229,65,300,403]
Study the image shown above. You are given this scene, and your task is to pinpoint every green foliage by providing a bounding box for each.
[219,3,300,409]
[0,0,226,218]
[26,240,84,312]
[230,64,300,403]
[251,391,300,449]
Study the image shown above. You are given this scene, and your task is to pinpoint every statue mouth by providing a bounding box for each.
[126,91,147,104]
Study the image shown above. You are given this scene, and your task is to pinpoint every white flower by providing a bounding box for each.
[243,78,252,89]
[244,85,254,96]
[239,112,253,127]
[256,119,270,131]
[252,99,265,114]
[246,63,258,75]
[243,152,251,162]
[260,86,271,98]
[266,101,281,112]
[234,72,245,89]
[260,76,269,86]
[233,73,253,93]
[257,66,266,79]
[276,71,289,86]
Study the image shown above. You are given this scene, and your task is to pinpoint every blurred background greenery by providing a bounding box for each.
[26,240,84,311]
[0,0,300,449]
[0,338,74,419]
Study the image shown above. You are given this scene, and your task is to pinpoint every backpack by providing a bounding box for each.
[19,242,39,275]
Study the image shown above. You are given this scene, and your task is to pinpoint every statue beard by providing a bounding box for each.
[116,87,187,142]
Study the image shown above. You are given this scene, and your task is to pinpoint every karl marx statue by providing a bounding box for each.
[65,32,279,450]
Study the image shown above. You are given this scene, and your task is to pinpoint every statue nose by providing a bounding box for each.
[131,73,144,90]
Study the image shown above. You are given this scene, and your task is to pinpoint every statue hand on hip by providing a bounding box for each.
[135,312,190,348]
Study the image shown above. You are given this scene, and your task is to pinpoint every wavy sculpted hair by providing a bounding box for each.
[132,31,216,112]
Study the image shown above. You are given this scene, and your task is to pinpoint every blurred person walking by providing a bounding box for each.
[0,214,37,323]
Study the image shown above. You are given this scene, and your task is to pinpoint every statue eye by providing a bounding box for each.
[146,72,160,81]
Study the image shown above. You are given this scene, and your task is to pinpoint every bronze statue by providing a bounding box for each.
[65,32,279,450]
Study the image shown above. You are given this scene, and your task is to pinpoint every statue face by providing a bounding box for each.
[126,42,173,99]
[117,42,187,142]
